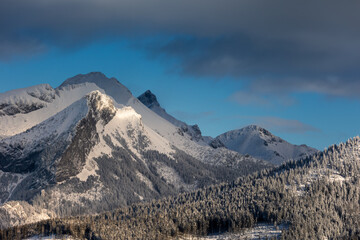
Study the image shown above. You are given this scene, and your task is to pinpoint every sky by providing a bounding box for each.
[1,0,360,150]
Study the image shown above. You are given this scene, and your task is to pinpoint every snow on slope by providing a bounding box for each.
[57,72,260,167]
[59,72,133,105]
[137,90,187,129]
[0,97,92,206]
[0,72,263,168]
[25,235,76,240]
[23,91,229,219]
[0,171,28,204]
[0,201,54,229]
[0,97,89,162]
[180,223,287,240]
[0,74,270,229]
[130,98,261,167]
[0,82,103,137]
[0,84,56,118]
[215,125,318,165]
[138,90,204,142]
[75,91,175,182]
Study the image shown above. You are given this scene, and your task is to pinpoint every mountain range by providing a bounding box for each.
[3,136,360,239]
[0,72,316,230]
[137,88,317,165]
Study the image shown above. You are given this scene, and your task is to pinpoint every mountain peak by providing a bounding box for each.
[138,90,160,108]
[59,72,116,88]
[86,90,116,124]
[243,124,265,131]
[242,125,274,137]
[58,72,133,105]
[216,125,318,165]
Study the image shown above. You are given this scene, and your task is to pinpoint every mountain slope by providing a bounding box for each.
[6,136,360,239]
[0,84,55,118]
[214,125,318,165]
[0,82,101,138]
[137,90,316,166]
[0,72,265,170]
[0,89,268,229]
[138,90,204,142]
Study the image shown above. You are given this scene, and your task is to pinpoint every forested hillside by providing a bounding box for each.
[1,137,360,240]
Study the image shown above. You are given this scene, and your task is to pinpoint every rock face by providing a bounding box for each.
[209,138,226,149]
[137,90,160,108]
[55,91,116,182]
[0,75,270,229]
[215,125,318,165]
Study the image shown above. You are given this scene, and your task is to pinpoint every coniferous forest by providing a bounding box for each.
[1,137,360,239]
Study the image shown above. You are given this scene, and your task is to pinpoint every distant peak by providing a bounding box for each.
[138,90,160,108]
[241,125,275,137]
[243,125,262,130]
[71,72,107,79]
[85,71,106,77]
[59,72,119,89]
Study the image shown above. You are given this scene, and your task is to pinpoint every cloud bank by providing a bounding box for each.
[2,0,360,98]
[254,117,320,134]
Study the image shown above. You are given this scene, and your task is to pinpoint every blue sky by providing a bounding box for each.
[1,0,360,150]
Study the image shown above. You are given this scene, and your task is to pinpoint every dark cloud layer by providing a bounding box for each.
[2,0,360,98]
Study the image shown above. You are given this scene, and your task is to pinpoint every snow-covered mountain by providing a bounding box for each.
[0,72,268,229]
[137,90,317,166]
[0,84,56,118]
[213,125,318,165]
[138,90,204,142]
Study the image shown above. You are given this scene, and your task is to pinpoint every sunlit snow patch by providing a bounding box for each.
[179,223,287,240]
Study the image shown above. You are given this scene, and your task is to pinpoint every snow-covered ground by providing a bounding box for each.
[286,167,350,196]
[179,223,288,240]
[25,235,76,240]
[0,201,54,229]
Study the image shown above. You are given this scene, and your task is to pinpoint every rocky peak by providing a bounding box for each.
[86,91,116,125]
[138,90,160,108]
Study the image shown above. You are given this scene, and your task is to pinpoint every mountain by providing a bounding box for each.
[0,72,268,229]
[138,90,204,142]
[5,136,360,239]
[213,125,318,165]
[137,91,316,166]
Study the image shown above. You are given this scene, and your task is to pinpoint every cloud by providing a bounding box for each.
[229,91,270,106]
[229,91,296,107]
[2,0,360,98]
[254,116,320,134]
[171,111,214,121]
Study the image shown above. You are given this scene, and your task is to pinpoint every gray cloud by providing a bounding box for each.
[2,0,360,97]
[229,91,296,107]
[254,117,320,134]
[171,111,214,121]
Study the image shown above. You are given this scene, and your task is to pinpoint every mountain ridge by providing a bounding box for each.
[137,89,317,165]
[138,90,204,142]
[0,73,269,229]
[214,124,318,165]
